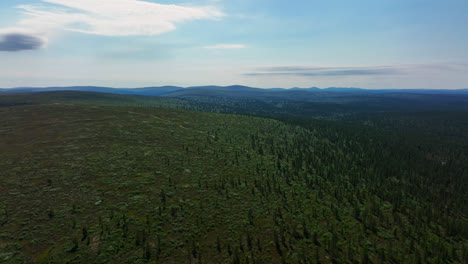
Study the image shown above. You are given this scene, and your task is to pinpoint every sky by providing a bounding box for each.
[0,0,467,89]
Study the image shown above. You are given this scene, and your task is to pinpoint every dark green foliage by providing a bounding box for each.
[0,92,467,263]
[81,227,88,242]
[47,209,55,219]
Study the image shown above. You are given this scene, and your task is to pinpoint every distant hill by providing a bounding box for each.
[2,86,468,108]
[3,85,468,96]
[0,86,184,96]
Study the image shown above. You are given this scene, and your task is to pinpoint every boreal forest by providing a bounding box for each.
[1,87,467,263]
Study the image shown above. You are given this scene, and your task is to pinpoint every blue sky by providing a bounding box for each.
[0,0,467,89]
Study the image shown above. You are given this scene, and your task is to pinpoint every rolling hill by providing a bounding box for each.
[0,91,467,263]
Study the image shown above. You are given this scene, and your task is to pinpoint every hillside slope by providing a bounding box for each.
[0,104,467,263]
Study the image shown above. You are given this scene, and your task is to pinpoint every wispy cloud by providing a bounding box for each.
[204,44,246,50]
[0,0,224,51]
[19,0,224,36]
[246,65,411,77]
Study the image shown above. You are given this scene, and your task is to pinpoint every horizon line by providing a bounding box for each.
[1,85,468,91]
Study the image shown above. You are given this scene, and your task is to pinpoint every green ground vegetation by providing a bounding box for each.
[0,92,467,263]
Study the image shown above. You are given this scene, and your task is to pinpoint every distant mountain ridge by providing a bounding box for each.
[1,85,468,98]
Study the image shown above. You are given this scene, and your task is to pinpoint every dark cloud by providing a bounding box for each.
[246,66,402,77]
[0,33,44,52]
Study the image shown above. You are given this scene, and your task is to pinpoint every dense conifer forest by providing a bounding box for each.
[0,91,467,263]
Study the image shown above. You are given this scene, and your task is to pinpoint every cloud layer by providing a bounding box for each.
[0,33,45,51]
[17,0,224,36]
[246,65,407,77]
[0,0,224,51]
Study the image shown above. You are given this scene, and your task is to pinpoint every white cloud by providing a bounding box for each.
[204,44,246,50]
[8,0,224,37]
